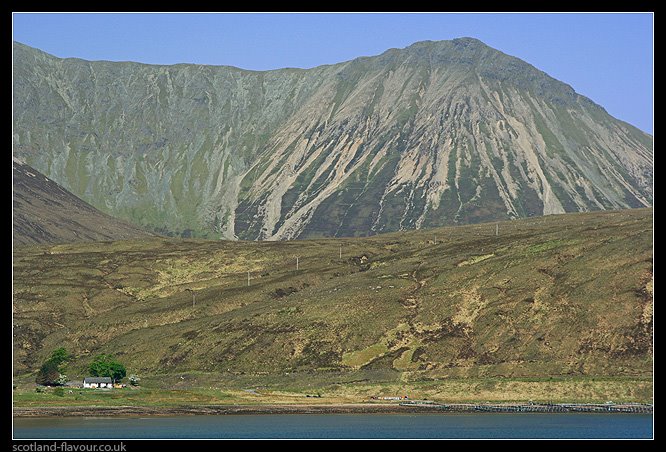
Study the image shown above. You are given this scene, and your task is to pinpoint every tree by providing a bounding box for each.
[35,360,60,386]
[49,347,70,366]
[35,347,70,386]
[89,354,127,383]
[109,362,127,383]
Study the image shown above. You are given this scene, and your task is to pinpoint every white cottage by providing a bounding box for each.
[83,377,113,388]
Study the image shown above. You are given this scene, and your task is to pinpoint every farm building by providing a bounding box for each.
[83,377,113,388]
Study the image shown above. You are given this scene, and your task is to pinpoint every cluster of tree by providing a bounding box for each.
[88,354,127,383]
[35,349,129,386]
[35,347,69,386]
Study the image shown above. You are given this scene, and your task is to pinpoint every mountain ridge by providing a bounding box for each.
[11,36,631,112]
[12,38,653,240]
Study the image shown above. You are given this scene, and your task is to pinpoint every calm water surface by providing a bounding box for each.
[14,413,653,439]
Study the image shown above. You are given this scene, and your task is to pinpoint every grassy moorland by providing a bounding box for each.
[13,208,653,406]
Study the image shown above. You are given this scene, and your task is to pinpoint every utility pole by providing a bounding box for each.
[296,256,300,271]
[434,234,437,245]
[247,271,250,287]
[495,223,499,236]
[186,289,195,307]
[339,245,342,259]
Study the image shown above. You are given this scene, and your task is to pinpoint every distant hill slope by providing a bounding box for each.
[13,158,153,246]
[13,39,652,240]
[13,209,652,382]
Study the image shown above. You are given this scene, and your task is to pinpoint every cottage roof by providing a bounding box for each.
[84,377,113,384]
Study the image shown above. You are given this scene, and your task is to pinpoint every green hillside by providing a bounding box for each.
[13,209,653,404]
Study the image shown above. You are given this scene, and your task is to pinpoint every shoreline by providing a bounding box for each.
[13,402,653,418]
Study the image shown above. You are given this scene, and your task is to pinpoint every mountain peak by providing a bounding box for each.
[388,37,493,57]
[408,37,489,49]
[452,36,486,44]
[379,37,524,73]
[403,37,488,48]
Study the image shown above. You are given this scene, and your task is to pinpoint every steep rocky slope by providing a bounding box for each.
[13,39,653,239]
[13,158,152,246]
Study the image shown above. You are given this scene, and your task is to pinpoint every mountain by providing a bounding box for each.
[12,158,153,246]
[13,209,653,390]
[12,39,653,240]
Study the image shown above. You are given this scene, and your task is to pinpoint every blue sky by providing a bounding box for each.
[12,13,653,134]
